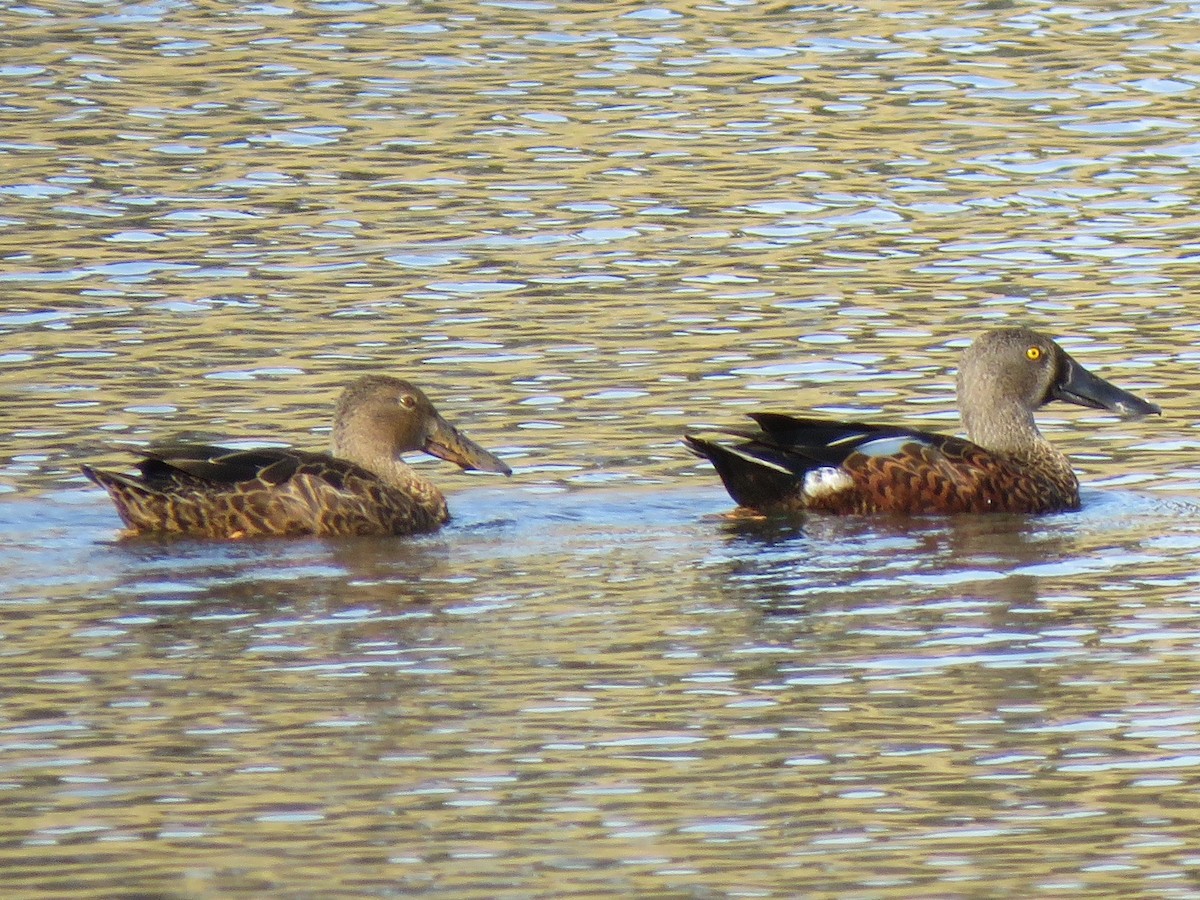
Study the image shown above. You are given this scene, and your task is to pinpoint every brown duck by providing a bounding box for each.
[83,375,512,538]
[685,327,1160,515]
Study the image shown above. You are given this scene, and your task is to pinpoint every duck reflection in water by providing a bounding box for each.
[704,508,1083,615]
[686,327,1159,516]
[83,376,511,539]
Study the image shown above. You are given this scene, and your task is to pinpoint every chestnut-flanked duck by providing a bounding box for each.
[685,327,1159,516]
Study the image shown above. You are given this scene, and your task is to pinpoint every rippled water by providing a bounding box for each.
[5,1,1200,896]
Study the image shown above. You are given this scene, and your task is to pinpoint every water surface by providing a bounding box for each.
[4,0,1200,896]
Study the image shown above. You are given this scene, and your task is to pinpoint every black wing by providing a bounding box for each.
[133,444,350,489]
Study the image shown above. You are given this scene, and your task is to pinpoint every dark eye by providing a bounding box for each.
[1026,346,1042,361]
[399,394,417,409]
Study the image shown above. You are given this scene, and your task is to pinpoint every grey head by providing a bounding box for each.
[955,327,1160,454]
[332,375,511,476]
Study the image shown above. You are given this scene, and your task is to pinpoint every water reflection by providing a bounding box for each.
[6,481,1200,895]
[708,508,1073,605]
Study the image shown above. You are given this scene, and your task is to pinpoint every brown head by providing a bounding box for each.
[955,327,1160,454]
[331,375,511,476]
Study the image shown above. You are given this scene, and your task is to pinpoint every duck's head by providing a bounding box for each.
[956,327,1159,450]
[333,375,511,475]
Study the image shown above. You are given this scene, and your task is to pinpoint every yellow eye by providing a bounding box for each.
[1026,346,1042,361]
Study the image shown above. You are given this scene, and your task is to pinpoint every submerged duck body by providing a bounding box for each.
[83,375,511,538]
[686,328,1159,516]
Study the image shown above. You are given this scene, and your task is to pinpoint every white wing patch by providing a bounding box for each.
[802,466,854,500]
[855,435,918,458]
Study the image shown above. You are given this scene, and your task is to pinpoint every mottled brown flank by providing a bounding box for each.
[82,450,449,539]
[800,438,1079,516]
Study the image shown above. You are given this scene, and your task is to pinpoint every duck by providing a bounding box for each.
[82,375,512,538]
[684,327,1159,515]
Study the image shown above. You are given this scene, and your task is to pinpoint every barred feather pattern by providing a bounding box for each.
[802,438,1079,515]
[82,450,449,538]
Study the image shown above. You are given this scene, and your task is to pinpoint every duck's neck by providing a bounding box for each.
[963,398,1078,493]
[333,437,449,524]
[962,398,1044,458]
[334,431,393,477]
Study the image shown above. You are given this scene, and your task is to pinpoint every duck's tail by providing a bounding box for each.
[683,433,809,510]
[81,464,155,530]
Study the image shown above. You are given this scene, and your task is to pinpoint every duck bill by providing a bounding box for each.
[423,415,512,475]
[1050,352,1161,418]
